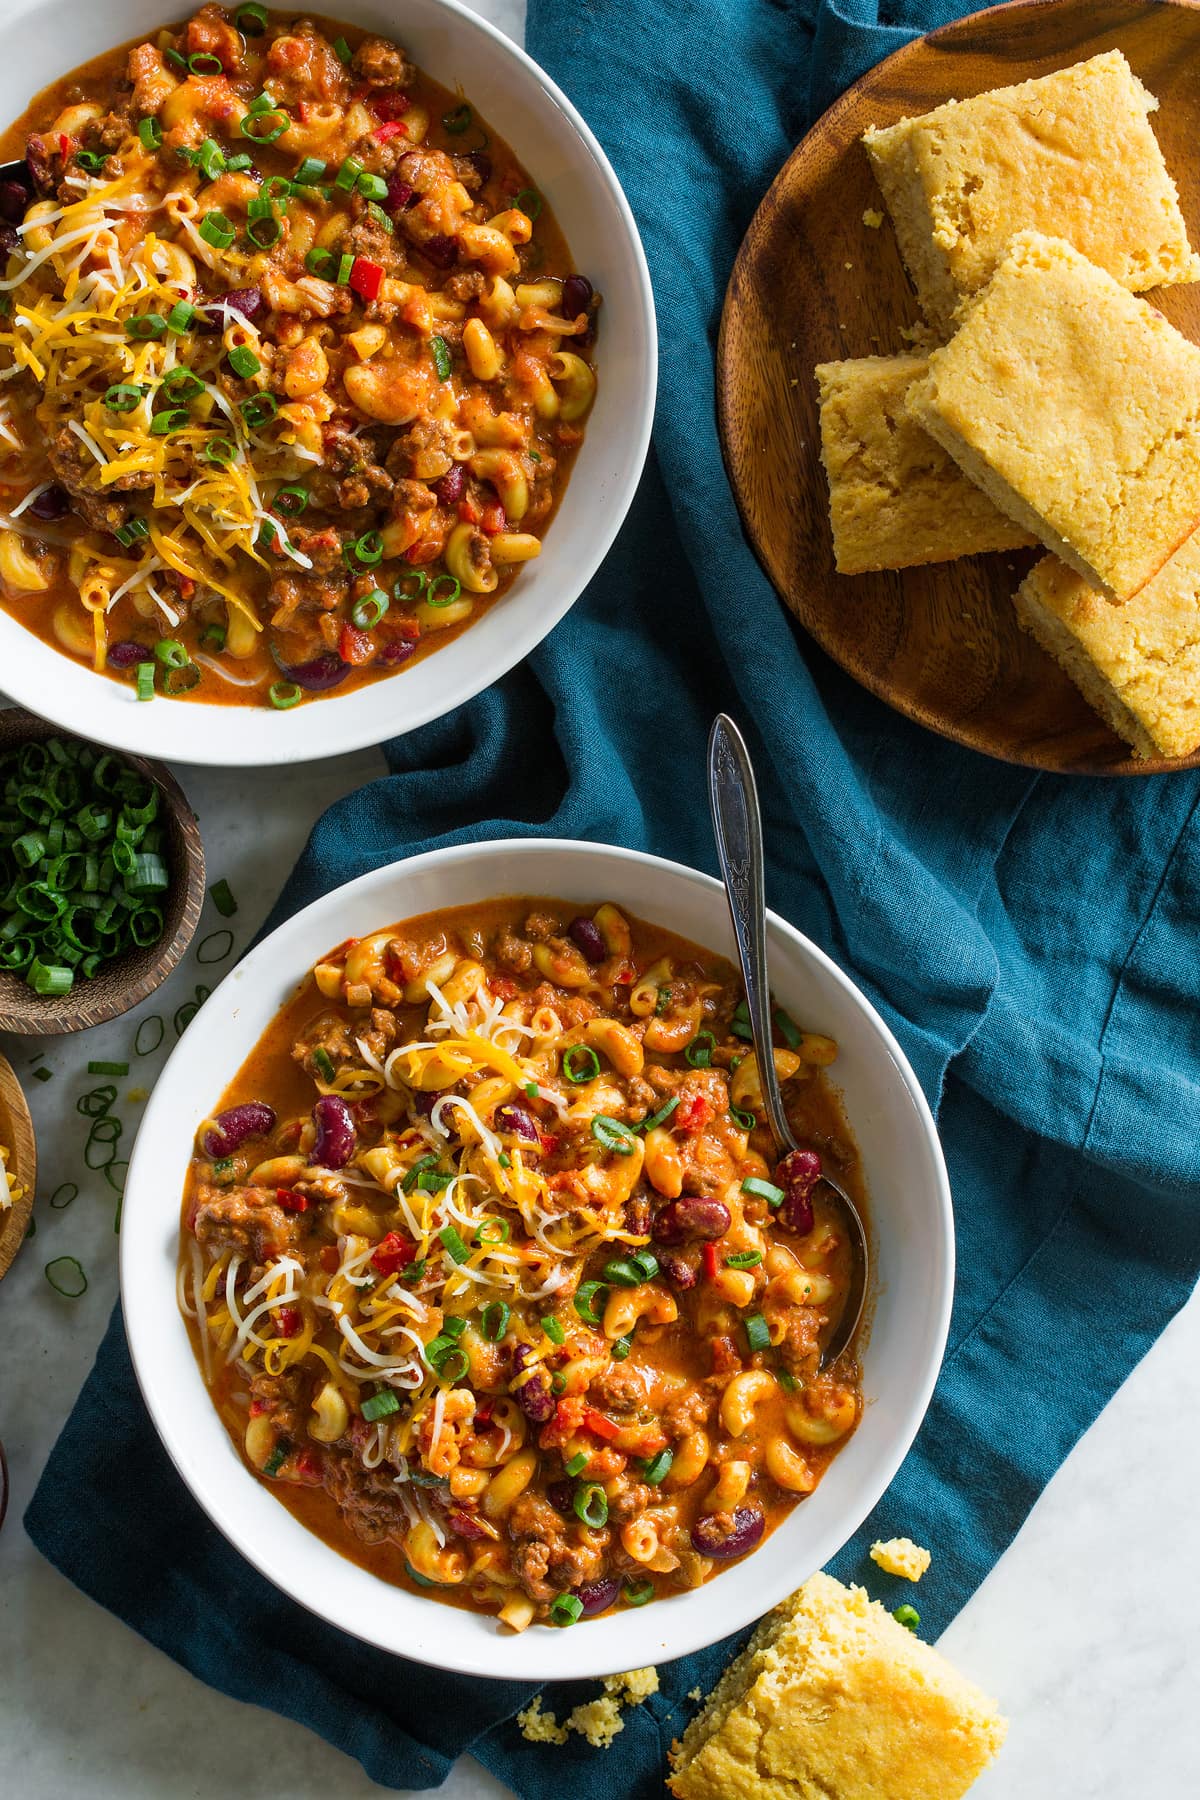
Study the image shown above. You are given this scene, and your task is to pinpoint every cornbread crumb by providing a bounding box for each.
[863,51,1199,332]
[906,232,1200,603]
[1015,544,1200,759]
[687,1687,703,1702]
[517,1667,659,1751]
[862,207,884,228]
[815,354,1033,573]
[668,1572,1005,1800]
[871,1536,932,1581]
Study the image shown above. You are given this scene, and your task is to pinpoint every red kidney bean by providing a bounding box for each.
[421,233,458,269]
[28,483,70,521]
[547,1479,574,1513]
[202,1102,276,1159]
[373,89,410,120]
[690,1506,765,1559]
[467,151,492,185]
[562,274,593,319]
[380,633,419,666]
[577,1575,622,1616]
[568,915,605,962]
[271,647,349,691]
[0,177,29,222]
[776,1148,821,1234]
[652,1197,731,1246]
[494,1103,540,1142]
[312,1095,356,1169]
[0,223,18,255]
[623,1192,651,1238]
[657,1251,698,1291]
[434,463,466,505]
[107,640,150,670]
[511,1343,555,1422]
[447,1508,489,1541]
[196,286,263,332]
[386,173,414,212]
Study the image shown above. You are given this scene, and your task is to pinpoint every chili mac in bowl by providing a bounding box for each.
[121,839,953,1679]
[0,0,654,763]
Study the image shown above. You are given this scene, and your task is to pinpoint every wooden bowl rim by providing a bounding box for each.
[716,0,1200,777]
[0,1049,36,1282]
[0,706,205,1033]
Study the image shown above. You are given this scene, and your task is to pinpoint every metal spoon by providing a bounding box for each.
[707,712,869,1369]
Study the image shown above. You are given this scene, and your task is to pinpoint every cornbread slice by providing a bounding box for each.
[870,1535,932,1581]
[1015,545,1200,758]
[906,233,1200,603]
[668,1572,1006,1800]
[815,354,1034,573]
[863,51,1200,333]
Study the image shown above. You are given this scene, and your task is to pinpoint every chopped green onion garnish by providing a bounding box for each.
[149,407,188,436]
[191,137,225,182]
[622,1577,655,1606]
[44,1255,87,1297]
[153,638,189,670]
[573,1279,609,1326]
[524,1082,538,1098]
[196,930,234,964]
[774,1008,801,1049]
[726,1249,763,1268]
[639,1096,680,1133]
[335,155,363,191]
[549,1593,583,1627]
[481,1300,510,1340]
[641,1449,673,1485]
[137,662,156,701]
[227,345,261,378]
[312,1045,336,1083]
[209,878,237,917]
[74,150,106,174]
[591,1114,637,1155]
[198,211,235,249]
[241,108,289,144]
[274,482,308,516]
[730,1105,757,1131]
[573,1483,608,1528]
[564,1450,588,1477]
[241,392,277,429]
[333,36,352,62]
[742,1175,785,1207]
[351,588,389,629]
[28,958,72,995]
[262,1444,287,1477]
[294,156,326,185]
[439,1223,470,1264]
[87,1060,128,1077]
[305,246,334,276]
[50,1181,78,1209]
[513,188,543,220]
[603,1257,643,1288]
[135,1015,165,1055]
[350,529,384,566]
[745,1312,771,1353]
[138,117,162,151]
[610,1333,633,1361]
[562,1043,600,1084]
[685,1029,716,1067]
[777,1369,798,1392]
[356,171,389,201]
[893,1605,921,1632]
[541,1315,565,1344]
[125,313,166,339]
[236,2,269,32]
[162,368,204,403]
[430,335,452,381]
[246,211,282,248]
[164,48,187,72]
[443,104,472,134]
[425,574,462,607]
[104,383,144,413]
[166,300,195,333]
[203,437,237,467]
[188,51,223,75]
[361,1389,400,1421]
[474,1216,510,1245]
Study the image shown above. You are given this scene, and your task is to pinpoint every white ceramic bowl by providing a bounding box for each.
[0,0,655,765]
[121,838,954,1681]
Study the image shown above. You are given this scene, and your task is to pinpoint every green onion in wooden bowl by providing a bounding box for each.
[0,708,204,1034]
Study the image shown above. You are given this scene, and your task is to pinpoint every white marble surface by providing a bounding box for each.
[2,0,1199,1793]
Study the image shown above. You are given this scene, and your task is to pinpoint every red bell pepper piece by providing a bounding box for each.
[339,622,376,665]
[276,1187,308,1213]
[480,501,507,536]
[275,1305,303,1338]
[702,1241,721,1281]
[372,1230,415,1277]
[372,89,411,120]
[676,1093,711,1135]
[458,499,480,525]
[584,1407,621,1442]
[374,120,408,142]
[349,256,385,301]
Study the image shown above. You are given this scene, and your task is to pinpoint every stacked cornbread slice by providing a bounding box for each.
[816,51,1200,759]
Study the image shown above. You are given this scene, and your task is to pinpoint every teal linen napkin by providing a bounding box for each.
[26,3,1200,1794]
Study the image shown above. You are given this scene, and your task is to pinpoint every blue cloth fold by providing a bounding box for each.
[26,2,1200,1794]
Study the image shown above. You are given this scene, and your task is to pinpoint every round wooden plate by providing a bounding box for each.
[0,1049,36,1281]
[718,0,1200,775]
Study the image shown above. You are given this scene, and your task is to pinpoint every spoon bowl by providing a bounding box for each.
[707,712,870,1368]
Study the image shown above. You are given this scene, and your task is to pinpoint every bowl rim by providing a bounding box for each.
[0,0,658,766]
[120,837,954,1680]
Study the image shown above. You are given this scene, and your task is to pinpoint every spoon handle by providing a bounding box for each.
[707,714,794,1153]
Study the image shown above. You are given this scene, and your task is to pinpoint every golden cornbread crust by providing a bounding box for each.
[906,233,1200,603]
[863,51,1200,333]
[667,1571,1007,1800]
[1015,546,1200,759]
[815,354,1034,573]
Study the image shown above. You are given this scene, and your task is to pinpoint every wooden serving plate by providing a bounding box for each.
[718,0,1200,774]
[0,707,205,1034]
[0,1050,36,1281]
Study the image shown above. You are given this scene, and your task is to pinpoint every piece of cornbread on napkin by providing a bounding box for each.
[668,1572,1005,1800]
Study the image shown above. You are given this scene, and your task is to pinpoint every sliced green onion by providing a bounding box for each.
[481,1300,510,1341]
[126,313,166,339]
[562,1043,599,1084]
[44,1255,87,1297]
[610,1333,633,1361]
[138,117,162,151]
[50,1181,78,1209]
[274,482,308,516]
[28,958,72,996]
[188,51,223,75]
[366,200,395,233]
[685,1029,716,1068]
[641,1448,673,1485]
[513,188,543,220]
[240,391,277,429]
[423,575,462,609]
[246,211,282,248]
[777,1369,799,1392]
[564,1450,588,1477]
[350,529,384,566]
[730,1105,757,1131]
[591,1114,637,1155]
[104,383,144,413]
[74,150,106,174]
[12,832,45,868]
[198,211,235,249]
[351,588,389,629]
[541,1315,565,1344]
[294,156,326,185]
[149,407,189,436]
[335,155,363,191]
[227,345,261,378]
[426,1338,469,1381]
[774,1008,801,1049]
[361,1389,401,1421]
[305,246,334,276]
[203,436,237,467]
[224,153,253,173]
[639,1096,680,1132]
[443,104,472,134]
[88,1060,129,1076]
[262,1444,288,1477]
[549,1593,583,1627]
[623,1577,655,1606]
[333,36,352,62]
[745,1312,771,1353]
[573,1279,609,1326]
[356,171,389,201]
[441,1316,468,1340]
[166,300,195,333]
[630,1249,659,1280]
[197,929,234,964]
[439,1223,470,1265]
[726,1249,763,1269]
[474,1216,510,1246]
[154,638,189,670]
[241,108,289,144]
[311,1045,336,1083]
[209,878,237,917]
[135,1015,165,1055]
[235,2,269,32]
[603,1257,643,1288]
[573,1483,608,1528]
[742,1175,784,1207]
[335,251,354,285]
[191,137,225,182]
[430,335,452,381]
[893,1605,921,1632]
[164,47,187,72]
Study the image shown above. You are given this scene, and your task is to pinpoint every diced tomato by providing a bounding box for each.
[480,501,507,536]
[676,1093,712,1135]
[372,1230,415,1277]
[702,1241,721,1281]
[374,120,409,142]
[490,974,519,1001]
[372,89,411,120]
[178,577,196,599]
[539,1396,584,1448]
[276,1306,303,1338]
[319,1245,340,1273]
[537,1130,559,1156]
[58,133,71,157]
[296,100,310,123]
[339,623,376,665]
[405,535,442,563]
[457,500,480,525]
[276,1187,309,1213]
[249,1397,269,1417]
[349,256,385,301]
[584,1407,621,1442]
[474,1401,494,1427]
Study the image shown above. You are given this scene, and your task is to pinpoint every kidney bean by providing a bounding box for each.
[568,915,606,963]
[196,285,263,332]
[28,483,70,521]
[467,150,492,185]
[380,633,419,666]
[690,1506,765,1560]
[421,233,458,269]
[511,1343,555,1422]
[434,463,466,505]
[386,172,414,212]
[624,1192,651,1238]
[447,1508,489,1541]
[0,222,18,255]
[373,89,410,120]
[202,1102,276,1159]
[547,1479,575,1513]
[651,1196,731,1247]
[494,1103,540,1143]
[311,1094,356,1169]
[562,274,593,319]
[577,1575,622,1617]
[107,640,150,670]
[776,1148,821,1234]
[657,1251,698,1291]
[0,177,29,222]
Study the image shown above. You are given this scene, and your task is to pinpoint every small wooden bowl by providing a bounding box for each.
[0,707,205,1034]
[0,1050,36,1282]
[717,0,1200,774]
